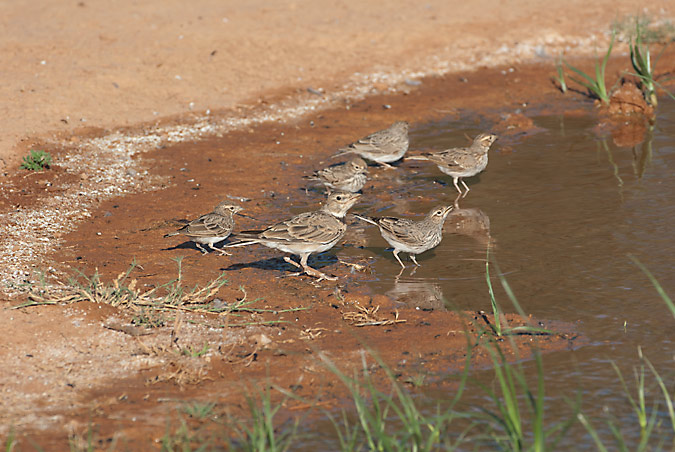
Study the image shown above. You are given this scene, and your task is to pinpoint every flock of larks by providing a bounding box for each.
[165,121,498,281]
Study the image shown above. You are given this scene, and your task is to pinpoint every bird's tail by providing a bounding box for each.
[222,231,264,247]
[163,231,180,238]
[404,154,431,161]
[331,147,355,159]
[353,214,378,226]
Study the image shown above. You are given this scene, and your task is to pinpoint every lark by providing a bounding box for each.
[226,192,361,281]
[164,201,243,255]
[355,205,453,268]
[333,121,409,168]
[407,133,498,196]
[304,157,368,193]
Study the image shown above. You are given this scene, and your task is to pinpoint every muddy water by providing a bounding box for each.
[316,100,675,447]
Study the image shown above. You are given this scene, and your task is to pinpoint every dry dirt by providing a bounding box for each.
[1,0,674,449]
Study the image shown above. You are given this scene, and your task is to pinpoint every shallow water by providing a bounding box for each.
[305,100,675,448]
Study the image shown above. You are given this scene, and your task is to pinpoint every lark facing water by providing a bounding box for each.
[355,205,453,268]
[408,133,498,196]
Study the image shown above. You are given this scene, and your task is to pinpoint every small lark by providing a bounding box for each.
[355,205,453,268]
[407,133,497,196]
[304,157,368,193]
[164,201,243,255]
[226,192,361,281]
[333,121,409,168]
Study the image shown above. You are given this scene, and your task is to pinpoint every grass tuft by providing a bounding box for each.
[564,33,615,104]
[20,150,52,171]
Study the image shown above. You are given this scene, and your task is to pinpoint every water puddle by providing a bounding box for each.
[328,99,675,445]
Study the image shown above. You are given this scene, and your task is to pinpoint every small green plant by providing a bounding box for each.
[21,149,52,171]
[182,343,210,358]
[578,348,674,451]
[228,386,298,452]
[131,308,166,328]
[4,429,17,452]
[554,57,567,93]
[629,21,658,106]
[182,401,217,420]
[322,350,472,451]
[565,33,615,104]
[485,252,552,337]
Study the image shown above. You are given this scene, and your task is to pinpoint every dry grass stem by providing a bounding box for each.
[342,301,406,327]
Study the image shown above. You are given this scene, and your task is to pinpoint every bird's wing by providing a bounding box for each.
[375,217,418,242]
[259,212,345,245]
[183,213,232,237]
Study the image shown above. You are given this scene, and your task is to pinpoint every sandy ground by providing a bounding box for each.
[1,0,671,171]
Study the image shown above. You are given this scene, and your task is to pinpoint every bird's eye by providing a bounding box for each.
[337,195,343,201]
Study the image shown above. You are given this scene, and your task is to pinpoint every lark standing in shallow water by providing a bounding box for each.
[304,156,368,193]
[408,133,498,196]
[333,121,409,168]
[355,205,454,268]
[226,192,360,281]
[164,201,243,255]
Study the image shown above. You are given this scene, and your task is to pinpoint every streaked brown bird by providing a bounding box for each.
[355,205,453,268]
[226,192,361,281]
[164,201,243,255]
[304,156,368,193]
[333,121,409,168]
[407,133,497,196]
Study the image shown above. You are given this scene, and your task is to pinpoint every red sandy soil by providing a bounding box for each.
[1,1,673,449]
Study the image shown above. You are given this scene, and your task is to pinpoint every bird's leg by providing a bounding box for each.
[452,177,463,196]
[453,192,462,209]
[393,250,406,268]
[378,161,395,170]
[209,243,231,256]
[300,254,337,282]
[410,254,421,266]
[195,243,209,254]
[283,256,303,270]
[461,179,470,197]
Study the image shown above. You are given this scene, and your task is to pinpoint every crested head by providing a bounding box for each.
[321,192,361,218]
[214,201,243,215]
[473,133,498,151]
[348,157,368,173]
[426,205,454,223]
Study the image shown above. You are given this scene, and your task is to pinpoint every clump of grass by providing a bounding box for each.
[16,258,228,310]
[182,401,217,420]
[20,149,52,171]
[564,33,615,105]
[228,386,298,452]
[319,345,475,452]
[485,251,552,337]
[578,347,675,451]
[629,20,659,106]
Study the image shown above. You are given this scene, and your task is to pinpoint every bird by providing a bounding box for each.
[226,192,361,281]
[333,121,409,168]
[164,201,244,255]
[304,156,368,193]
[407,133,498,196]
[354,205,453,268]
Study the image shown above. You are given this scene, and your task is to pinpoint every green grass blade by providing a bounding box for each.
[629,255,675,319]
